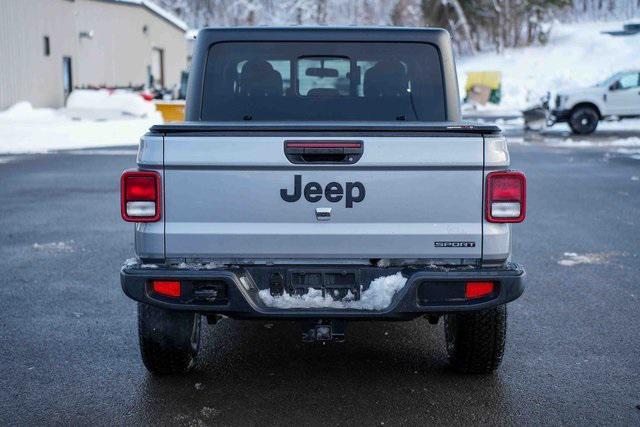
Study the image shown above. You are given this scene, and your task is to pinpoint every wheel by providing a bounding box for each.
[568,106,599,134]
[137,303,202,374]
[444,305,507,374]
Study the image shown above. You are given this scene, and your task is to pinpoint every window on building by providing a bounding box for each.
[44,36,50,56]
[63,56,73,99]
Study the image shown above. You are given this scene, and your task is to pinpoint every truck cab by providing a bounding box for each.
[551,70,640,134]
[120,27,526,375]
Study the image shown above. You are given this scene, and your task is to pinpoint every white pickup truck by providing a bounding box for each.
[550,70,640,134]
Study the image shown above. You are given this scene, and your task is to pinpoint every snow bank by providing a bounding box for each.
[458,21,640,111]
[66,89,157,117]
[0,100,162,154]
[0,101,59,122]
[258,272,407,310]
[542,136,640,160]
[548,118,640,133]
[546,136,640,148]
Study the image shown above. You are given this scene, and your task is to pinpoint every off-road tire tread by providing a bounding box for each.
[138,303,200,375]
[445,305,507,374]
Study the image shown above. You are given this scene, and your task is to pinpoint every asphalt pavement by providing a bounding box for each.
[0,136,639,425]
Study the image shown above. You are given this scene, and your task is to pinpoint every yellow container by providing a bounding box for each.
[465,71,502,92]
[154,100,186,122]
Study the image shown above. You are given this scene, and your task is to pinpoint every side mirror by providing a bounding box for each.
[609,81,620,91]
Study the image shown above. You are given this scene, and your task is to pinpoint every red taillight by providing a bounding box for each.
[125,176,156,200]
[152,280,181,298]
[465,281,494,299]
[486,171,526,223]
[121,170,161,222]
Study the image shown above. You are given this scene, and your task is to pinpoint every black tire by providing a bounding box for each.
[568,106,599,134]
[444,305,507,374]
[138,303,202,374]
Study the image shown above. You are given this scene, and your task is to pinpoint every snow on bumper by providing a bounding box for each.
[120,262,525,319]
[258,273,407,311]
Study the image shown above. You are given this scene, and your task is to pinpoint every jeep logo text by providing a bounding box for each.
[280,175,365,208]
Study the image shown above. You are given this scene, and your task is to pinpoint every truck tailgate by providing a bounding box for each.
[163,135,484,260]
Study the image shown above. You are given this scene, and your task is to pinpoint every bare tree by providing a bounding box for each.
[447,0,477,53]
[151,0,636,54]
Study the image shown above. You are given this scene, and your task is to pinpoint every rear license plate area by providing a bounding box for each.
[286,269,361,301]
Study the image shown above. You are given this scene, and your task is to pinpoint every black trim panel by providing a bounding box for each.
[151,121,501,135]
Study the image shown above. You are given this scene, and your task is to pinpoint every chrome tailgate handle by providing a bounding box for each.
[315,207,332,221]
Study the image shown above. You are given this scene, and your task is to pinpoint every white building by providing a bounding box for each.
[0,0,189,109]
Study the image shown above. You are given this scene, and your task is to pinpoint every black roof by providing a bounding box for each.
[195,26,452,41]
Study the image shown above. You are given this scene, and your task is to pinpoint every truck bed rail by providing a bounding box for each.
[150,121,502,135]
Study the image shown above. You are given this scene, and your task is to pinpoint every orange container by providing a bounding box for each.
[154,100,186,122]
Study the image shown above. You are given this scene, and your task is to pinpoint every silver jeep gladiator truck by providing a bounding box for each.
[120,27,526,375]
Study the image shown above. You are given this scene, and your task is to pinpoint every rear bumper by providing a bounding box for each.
[121,263,525,320]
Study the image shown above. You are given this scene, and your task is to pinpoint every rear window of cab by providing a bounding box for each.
[201,42,446,122]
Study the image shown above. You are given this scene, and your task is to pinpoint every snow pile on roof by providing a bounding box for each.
[258,272,407,310]
[66,89,157,117]
[0,100,162,154]
[458,21,640,110]
[114,0,188,31]
[185,29,199,40]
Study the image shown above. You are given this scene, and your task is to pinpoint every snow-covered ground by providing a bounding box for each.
[545,136,640,148]
[545,118,640,135]
[0,91,162,154]
[541,136,640,160]
[1,21,639,155]
[458,20,640,112]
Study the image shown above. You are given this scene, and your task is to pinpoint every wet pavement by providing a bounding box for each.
[0,135,639,425]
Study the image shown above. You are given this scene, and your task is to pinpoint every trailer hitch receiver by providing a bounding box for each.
[302,320,346,343]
